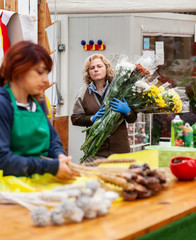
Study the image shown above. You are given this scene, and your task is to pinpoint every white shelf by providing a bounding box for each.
[130,143,150,148]
[127,113,152,152]
[128,133,139,136]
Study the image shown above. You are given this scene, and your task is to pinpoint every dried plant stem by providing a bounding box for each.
[69,162,129,176]
[85,158,136,166]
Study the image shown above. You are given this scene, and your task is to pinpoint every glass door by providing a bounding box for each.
[143,35,196,144]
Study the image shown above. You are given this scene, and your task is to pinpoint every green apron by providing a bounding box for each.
[4,84,50,157]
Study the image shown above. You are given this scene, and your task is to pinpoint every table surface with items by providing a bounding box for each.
[1,178,196,240]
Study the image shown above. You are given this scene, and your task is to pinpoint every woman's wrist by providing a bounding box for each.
[126,110,131,116]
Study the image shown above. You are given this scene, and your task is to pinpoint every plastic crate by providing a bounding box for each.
[145,145,196,167]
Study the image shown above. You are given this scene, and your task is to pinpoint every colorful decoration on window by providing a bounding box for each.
[81,40,106,51]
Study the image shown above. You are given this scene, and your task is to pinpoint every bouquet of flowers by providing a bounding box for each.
[127,79,184,114]
[80,53,184,163]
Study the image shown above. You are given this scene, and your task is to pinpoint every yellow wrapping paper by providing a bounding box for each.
[0,150,158,193]
[107,149,159,169]
[0,170,89,193]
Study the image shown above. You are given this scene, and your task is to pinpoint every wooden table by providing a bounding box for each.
[1,179,196,240]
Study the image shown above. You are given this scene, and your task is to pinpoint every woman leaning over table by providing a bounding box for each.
[0,40,78,179]
[71,54,137,162]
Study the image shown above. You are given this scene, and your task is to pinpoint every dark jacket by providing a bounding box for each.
[0,87,65,176]
[71,85,137,157]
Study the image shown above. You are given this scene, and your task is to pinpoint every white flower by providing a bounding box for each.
[134,80,150,93]
[116,60,135,73]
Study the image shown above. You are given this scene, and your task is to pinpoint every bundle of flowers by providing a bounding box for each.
[0,177,119,227]
[127,79,184,114]
[80,53,184,163]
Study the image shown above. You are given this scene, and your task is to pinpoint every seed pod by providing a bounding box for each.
[122,171,137,181]
[138,189,152,199]
[124,182,135,191]
[121,190,138,201]
[134,183,149,193]
[144,169,156,177]
[152,169,167,184]
[128,168,144,176]
[147,183,162,192]
[135,174,147,185]
[145,176,160,185]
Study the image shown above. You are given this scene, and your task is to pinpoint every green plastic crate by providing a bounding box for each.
[145,145,196,167]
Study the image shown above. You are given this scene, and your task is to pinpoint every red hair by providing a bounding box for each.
[0,40,53,86]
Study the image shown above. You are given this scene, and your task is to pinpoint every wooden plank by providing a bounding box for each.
[45,2,52,28]
[1,180,196,239]
[38,0,46,47]
[53,115,69,154]
[5,0,18,12]
[15,0,18,12]
[44,31,51,54]
[0,0,4,9]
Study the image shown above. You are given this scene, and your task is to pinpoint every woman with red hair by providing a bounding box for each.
[0,40,77,179]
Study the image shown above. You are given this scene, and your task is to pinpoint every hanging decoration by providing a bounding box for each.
[0,12,10,54]
[0,12,10,64]
[81,40,106,51]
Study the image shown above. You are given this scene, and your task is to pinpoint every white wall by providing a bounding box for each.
[47,0,196,14]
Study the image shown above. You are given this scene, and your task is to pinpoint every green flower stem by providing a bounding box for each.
[80,135,95,150]
[81,126,92,133]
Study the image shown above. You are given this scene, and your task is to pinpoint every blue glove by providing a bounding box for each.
[92,105,105,122]
[110,97,130,115]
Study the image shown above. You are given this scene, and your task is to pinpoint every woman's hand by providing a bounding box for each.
[110,97,130,115]
[55,154,79,179]
[91,105,105,122]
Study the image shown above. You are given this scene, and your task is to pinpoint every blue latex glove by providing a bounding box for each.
[92,105,105,122]
[110,97,130,115]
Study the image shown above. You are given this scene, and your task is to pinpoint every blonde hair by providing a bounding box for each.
[82,54,114,85]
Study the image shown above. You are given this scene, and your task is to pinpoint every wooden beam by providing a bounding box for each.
[15,0,18,12]
[5,0,18,12]
[38,0,46,47]
[45,3,52,28]
[0,0,4,9]
[44,31,51,54]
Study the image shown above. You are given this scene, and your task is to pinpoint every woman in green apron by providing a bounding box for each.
[0,40,78,179]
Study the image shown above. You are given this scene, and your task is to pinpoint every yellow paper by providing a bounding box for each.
[0,150,158,193]
[0,171,80,193]
[107,149,159,169]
